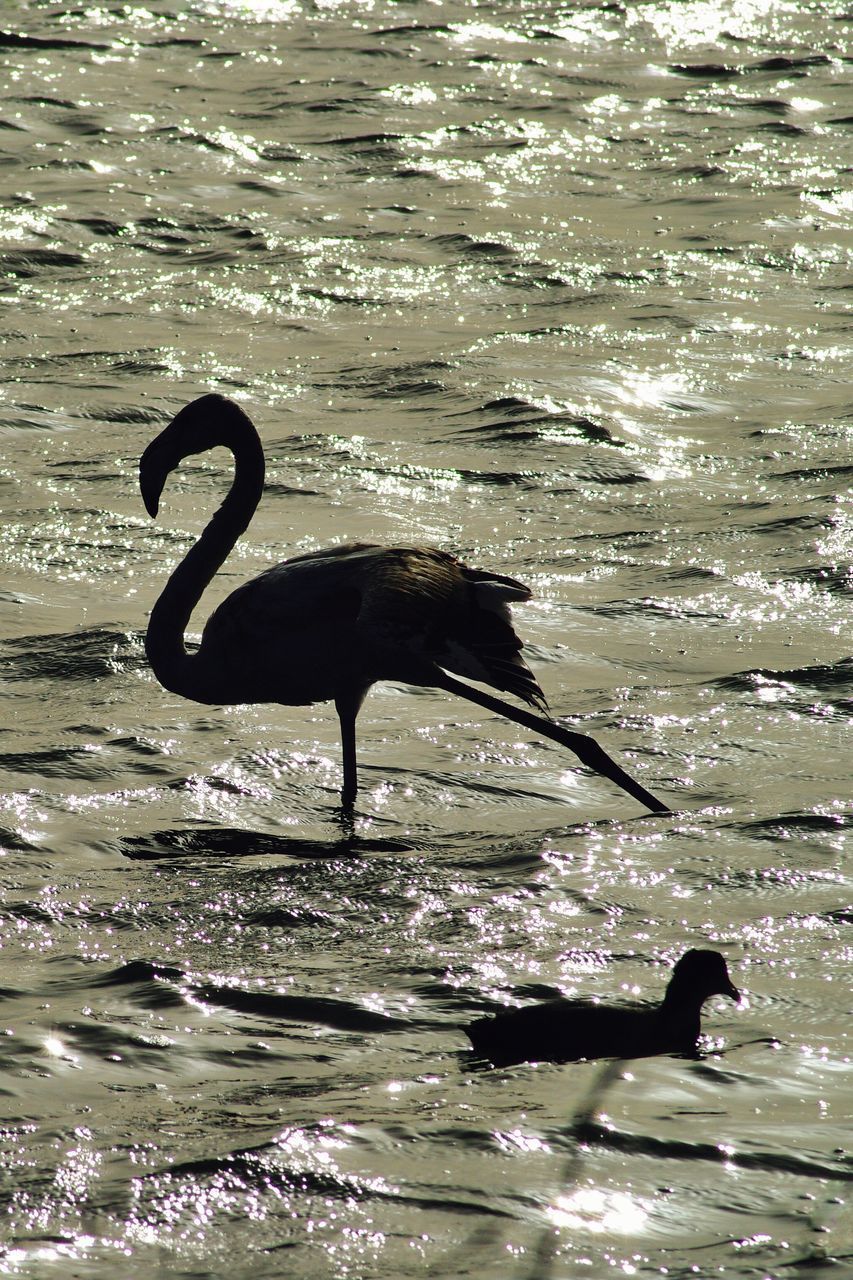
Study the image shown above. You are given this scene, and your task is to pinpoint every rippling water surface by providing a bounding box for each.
[1,2,851,1276]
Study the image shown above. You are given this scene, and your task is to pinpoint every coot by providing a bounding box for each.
[466,949,739,1066]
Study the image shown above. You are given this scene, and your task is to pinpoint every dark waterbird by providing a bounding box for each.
[466,949,739,1066]
[139,393,668,812]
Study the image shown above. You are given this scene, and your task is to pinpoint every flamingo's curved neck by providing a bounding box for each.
[145,432,265,703]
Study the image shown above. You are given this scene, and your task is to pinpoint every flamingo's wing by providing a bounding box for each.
[358,548,547,711]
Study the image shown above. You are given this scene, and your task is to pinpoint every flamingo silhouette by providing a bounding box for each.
[139,394,668,813]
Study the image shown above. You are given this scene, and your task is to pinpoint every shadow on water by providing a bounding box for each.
[116,1138,520,1232]
[88,958,413,1032]
[716,657,853,688]
[117,809,672,870]
[0,626,143,682]
[118,825,416,862]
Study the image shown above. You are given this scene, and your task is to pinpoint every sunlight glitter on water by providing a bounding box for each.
[1,2,851,1278]
[636,0,775,45]
[197,0,299,20]
[550,1185,651,1235]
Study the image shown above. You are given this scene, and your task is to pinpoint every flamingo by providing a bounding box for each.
[139,394,668,813]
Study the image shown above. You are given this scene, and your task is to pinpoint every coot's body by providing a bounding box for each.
[466,949,739,1066]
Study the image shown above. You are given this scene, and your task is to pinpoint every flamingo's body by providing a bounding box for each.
[140,394,667,812]
[189,543,545,714]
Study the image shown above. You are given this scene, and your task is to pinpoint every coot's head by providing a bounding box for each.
[666,949,740,1006]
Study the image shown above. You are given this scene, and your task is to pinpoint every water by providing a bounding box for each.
[1,1,850,1275]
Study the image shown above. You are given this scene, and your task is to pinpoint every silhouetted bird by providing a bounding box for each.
[466,949,739,1065]
[139,393,669,812]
